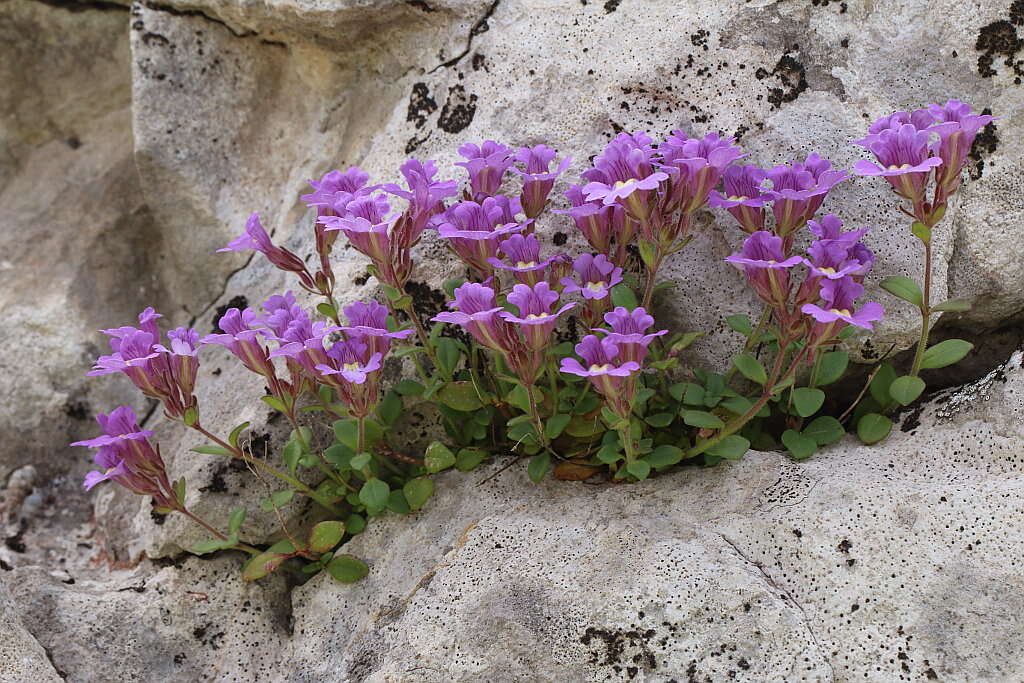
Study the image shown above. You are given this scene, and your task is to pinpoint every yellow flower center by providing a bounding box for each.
[525,313,545,320]
[342,362,361,372]
[888,163,912,170]
[613,180,633,189]
[515,260,537,269]
[586,281,607,292]
[829,308,852,317]
[727,195,748,201]
[589,363,612,372]
[818,267,836,275]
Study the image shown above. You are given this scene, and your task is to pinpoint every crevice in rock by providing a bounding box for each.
[27,0,126,13]
[139,1,258,40]
[185,251,257,329]
[429,0,501,72]
[715,532,836,682]
[39,641,69,681]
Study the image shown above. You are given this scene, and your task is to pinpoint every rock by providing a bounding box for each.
[0,0,155,483]
[0,575,62,683]
[285,348,1024,681]
[7,554,291,682]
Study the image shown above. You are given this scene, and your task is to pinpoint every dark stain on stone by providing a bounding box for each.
[975,8,1023,79]
[65,135,82,149]
[150,507,168,525]
[63,398,90,420]
[471,52,488,71]
[211,295,249,333]
[967,110,999,179]
[437,84,478,134]
[405,0,434,11]
[405,132,432,154]
[765,50,809,109]
[603,0,620,12]
[407,82,437,129]
[553,231,568,246]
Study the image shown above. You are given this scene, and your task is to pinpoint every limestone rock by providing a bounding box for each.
[7,554,291,682]
[0,576,61,683]
[285,348,1024,681]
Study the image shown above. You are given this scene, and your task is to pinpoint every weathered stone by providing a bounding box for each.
[286,348,1024,681]
[8,554,291,683]
[0,575,61,683]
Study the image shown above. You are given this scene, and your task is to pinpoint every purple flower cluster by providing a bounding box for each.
[560,307,667,418]
[726,215,882,345]
[72,406,178,510]
[90,308,200,421]
[852,100,993,212]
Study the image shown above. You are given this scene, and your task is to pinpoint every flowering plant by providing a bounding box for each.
[75,100,984,582]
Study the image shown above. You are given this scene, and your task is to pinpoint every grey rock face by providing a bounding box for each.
[286,349,1024,681]
[0,576,61,683]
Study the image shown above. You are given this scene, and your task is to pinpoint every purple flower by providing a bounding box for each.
[708,164,769,234]
[803,241,865,281]
[266,301,337,375]
[219,214,313,287]
[560,335,640,415]
[318,194,397,264]
[89,309,199,420]
[852,123,945,201]
[259,291,302,338]
[762,154,849,236]
[340,300,414,356]
[725,231,802,306]
[513,144,572,218]
[381,159,458,246]
[300,167,375,213]
[436,199,525,276]
[553,185,624,256]
[487,234,556,286]
[499,282,575,350]
[806,214,868,245]
[560,253,623,300]
[802,277,884,332]
[657,131,745,214]
[456,141,514,199]
[599,306,668,364]
[925,100,995,197]
[432,282,516,353]
[72,406,177,509]
[581,132,668,220]
[314,338,383,418]
[202,307,276,378]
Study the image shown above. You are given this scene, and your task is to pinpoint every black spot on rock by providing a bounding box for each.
[967,111,999,179]
[437,84,478,134]
[407,82,437,129]
[603,0,620,12]
[553,232,568,246]
[764,50,809,109]
[405,0,434,11]
[975,13,1023,79]
[63,398,90,420]
[65,135,82,149]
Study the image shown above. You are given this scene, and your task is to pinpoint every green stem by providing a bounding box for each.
[909,240,933,377]
[179,508,260,555]
[525,384,549,449]
[641,248,665,311]
[191,425,341,515]
[619,423,636,465]
[725,308,773,384]
[397,297,441,372]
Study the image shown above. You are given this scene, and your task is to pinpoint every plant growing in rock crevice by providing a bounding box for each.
[73,99,987,582]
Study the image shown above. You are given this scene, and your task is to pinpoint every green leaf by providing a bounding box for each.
[387,490,411,514]
[932,298,972,313]
[349,453,372,471]
[182,406,198,427]
[544,414,571,439]
[911,221,931,243]
[377,391,403,425]
[720,396,753,416]
[456,448,488,471]
[857,413,892,445]
[435,337,462,377]
[172,477,186,505]
[260,489,294,512]
[403,477,435,512]
[242,552,289,581]
[325,554,369,583]
[803,416,845,446]
[228,422,250,447]
[437,382,484,411]
[192,539,232,555]
[626,459,651,480]
[682,410,725,429]
[683,383,705,406]
[358,478,390,510]
[733,353,767,384]
[506,385,533,413]
[647,445,684,469]
[227,506,246,538]
[283,439,302,475]
[345,513,367,535]
[424,441,456,473]
[815,351,849,386]
[596,443,622,464]
[880,276,923,307]
[323,443,354,469]
[792,387,825,418]
[393,379,425,396]
[528,452,551,483]
[889,375,926,406]
[308,521,345,553]
[920,339,974,369]
[669,383,686,402]
[705,435,749,460]
[669,332,704,353]
[610,283,638,310]
[442,278,465,298]
[260,395,288,413]
[703,374,725,407]
[781,429,817,460]
[316,302,337,319]
[869,363,898,407]
[726,314,754,337]
[191,445,234,457]
[644,412,675,428]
